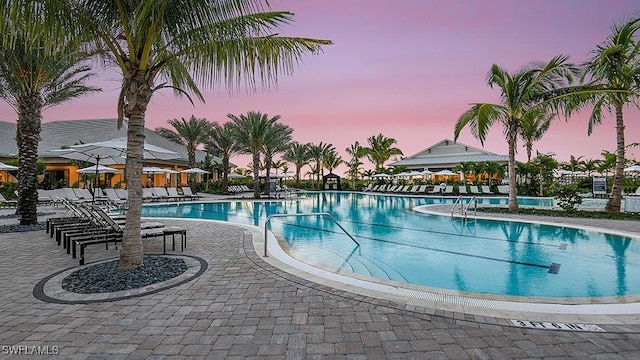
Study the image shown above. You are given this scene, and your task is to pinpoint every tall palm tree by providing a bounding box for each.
[206,122,240,194]
[156,116,212,184]
[307,142,335,189]
[0,5,99,225]
[520,114,552,162]
[156,116,212,168]
[7,0,330,269]
[454,55,578,211]
[229,111,279,199]
[362,134,403,170]
[262,122,293,196]
[282,142,311,183]
[579,17,640,212]
[323,150,343,174]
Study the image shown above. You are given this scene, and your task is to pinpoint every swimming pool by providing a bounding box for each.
[142,192,640,299]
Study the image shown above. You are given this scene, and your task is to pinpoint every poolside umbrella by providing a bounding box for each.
[76,164,123,174]
[624,165,640,173]
[0,162,18,171]
[55,138,179,202]
[227,173,246,179]
[76,165,123,192]
[181,168,211,185]
[435,169,455,176]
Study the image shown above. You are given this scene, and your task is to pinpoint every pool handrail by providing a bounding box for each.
[451,195,463,216]
[463,196,478,219]
[264,212,360,257]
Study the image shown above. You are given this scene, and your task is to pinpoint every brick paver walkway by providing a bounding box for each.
[1,207,640,359]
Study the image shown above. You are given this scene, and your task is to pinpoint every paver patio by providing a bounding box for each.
[1,205,640,359]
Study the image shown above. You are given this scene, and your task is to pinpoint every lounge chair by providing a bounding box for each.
[497,185,509,195]
[73,188,95,202]
[181,187,201,200]
[152,187,169,201]
[115,189,128,200]
[62,188,80,201]
[142,188,156,201]
[167,187,188,201]
[429,186,441,195]
[0,193,17,208]
[37,189,53,205]
[469,185,481,195]
[481,185,492,194]
[362,184,373,192]
[443,185,454,195]
[458,185,468,195]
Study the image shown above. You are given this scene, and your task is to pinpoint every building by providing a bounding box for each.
[0,118,224,188]
[389,139,508,181]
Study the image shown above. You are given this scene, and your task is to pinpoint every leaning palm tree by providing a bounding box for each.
[206,122,240,194]
[0,6,99,225]
[156,116,212,184]
[282,142,311,183]
[454,55,578,211]
[362,134,403,170]
[578,17,640,212]
[262,122,293,196]
[8,0,330,269]
[229,111,280,199]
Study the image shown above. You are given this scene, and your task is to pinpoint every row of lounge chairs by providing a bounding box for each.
[363,184,511,195]
[36,186,202,204]
[142,187,201,202]
[47,199,186,265]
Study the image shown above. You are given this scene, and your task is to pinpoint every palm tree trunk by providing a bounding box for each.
[507,130,519,211]
[265,160,272,197]
[187,149,196,185]
[252,152,261,199]
[118,70,153,270]
[16,94,43,225]
[605,105,625,213]
[221,156,229,194]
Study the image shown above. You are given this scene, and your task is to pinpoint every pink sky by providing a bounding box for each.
[2,0,639,172]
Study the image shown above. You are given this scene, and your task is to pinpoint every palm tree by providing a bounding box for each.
[454,55,578,211]
[307,142,335,189]
[520,114,552,162]
[16,1,330,269]
[578,17,640,212]
[271,160,285,175]
[362,134,403,170]
[485,161,506,188]
[323,150,343,174]
[206,122,240,194]
[282,142,311,183]
[598,150,617,178]
[0,6,99,225]
[580,158,601,177]
[262,122,293,196]
[229,111,279,199]
[471,162,487,184]
[156,116,212,184]
[345,158,363,190]
[453,162,475,184]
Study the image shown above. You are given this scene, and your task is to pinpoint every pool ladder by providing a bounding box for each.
[263,212,360,257]
[451,195,478,220]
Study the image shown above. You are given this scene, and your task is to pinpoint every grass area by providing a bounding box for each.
[477,207,640,221]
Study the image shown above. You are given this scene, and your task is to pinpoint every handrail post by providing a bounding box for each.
[263,212,360,257]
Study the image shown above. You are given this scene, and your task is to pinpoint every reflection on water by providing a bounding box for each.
[142,192,640,298]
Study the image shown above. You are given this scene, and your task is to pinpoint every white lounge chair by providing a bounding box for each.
[469,185,481,195]
[458,185,468,195]
[497,185,509,195]
[181,187,201,200]
[481,185,492,194]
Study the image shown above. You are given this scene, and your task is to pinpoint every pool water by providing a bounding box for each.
[142,192,640,299]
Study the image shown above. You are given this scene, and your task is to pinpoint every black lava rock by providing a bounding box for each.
[62,255,188,294]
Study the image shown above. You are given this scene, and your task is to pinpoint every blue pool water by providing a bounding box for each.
[142,192,639,299]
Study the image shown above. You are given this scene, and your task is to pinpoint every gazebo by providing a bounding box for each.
[323,173,341,191]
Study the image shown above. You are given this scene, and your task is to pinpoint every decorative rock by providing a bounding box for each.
[62,255,187,294]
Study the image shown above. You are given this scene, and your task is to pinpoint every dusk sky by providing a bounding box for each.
[1,0,639,171]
